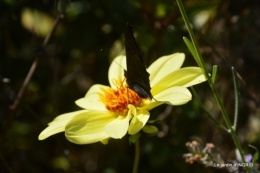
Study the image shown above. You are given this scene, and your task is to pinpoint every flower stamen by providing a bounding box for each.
[98,78,142,115]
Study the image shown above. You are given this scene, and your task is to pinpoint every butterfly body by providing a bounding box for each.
[124,23,153,100]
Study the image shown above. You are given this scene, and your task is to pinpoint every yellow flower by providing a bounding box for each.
[39,53,206,144]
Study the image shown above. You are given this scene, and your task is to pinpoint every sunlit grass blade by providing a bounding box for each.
[183,37,202,68]
[232,67,239,131]
[211,65,218,84]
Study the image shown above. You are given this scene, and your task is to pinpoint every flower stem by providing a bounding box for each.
[232,67,239,131]
[191,87,228,132]
[133,139,140,173]
[176,0,247,166]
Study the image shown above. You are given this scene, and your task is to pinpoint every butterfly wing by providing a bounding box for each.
[124,23,153,100]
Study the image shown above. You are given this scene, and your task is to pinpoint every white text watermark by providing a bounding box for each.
[213,163,254,168]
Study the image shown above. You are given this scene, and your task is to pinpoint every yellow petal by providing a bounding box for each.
[151,67,205,95]
[84,84,107,97]
[75,84,107,111]
[65,111,116,144]
[108,55,126,89]
[155,86,192,105]
[104,108,132,139]
[129,109,150,135]
[141,101,163,111]
[148,53,185,87]
[181,70,206,87]
[101,138,110,144]
[128,104,137,115]
[38,110,88,140]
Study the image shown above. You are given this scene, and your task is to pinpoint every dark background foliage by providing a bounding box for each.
[0,0,260,172]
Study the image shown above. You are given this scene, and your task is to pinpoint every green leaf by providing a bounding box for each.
[248,145,259,172]
[129,132,141,144]
[183,37,202,68]
[253,151,259,162]
[211,65,218,84]
[147,119,161,124]
[249,145,259,162]
[142,125,158,134]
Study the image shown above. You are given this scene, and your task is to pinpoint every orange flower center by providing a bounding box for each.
[98,78,142,115]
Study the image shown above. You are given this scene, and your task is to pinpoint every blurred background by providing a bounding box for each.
[1,0,260,172]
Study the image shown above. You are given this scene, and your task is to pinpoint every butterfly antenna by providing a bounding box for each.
[153,97,158,102]
[112,60,128,89]
[119,77,126,88]
[113,60,126,71]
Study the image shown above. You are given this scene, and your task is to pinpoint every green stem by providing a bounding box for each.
[191,87,228,132]
[133,139,140,173]
[176,0,246,165]
[211,85,245,164]
[232,67,239,131]
[211,65,218,84]
[176,0,208,78]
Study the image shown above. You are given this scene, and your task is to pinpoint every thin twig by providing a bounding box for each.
[9,57,39,110]
[0,154,13,173]
[0,14,64,146]
[10,14,64,110]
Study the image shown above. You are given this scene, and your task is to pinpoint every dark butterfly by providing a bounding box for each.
[124,23,153,100]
